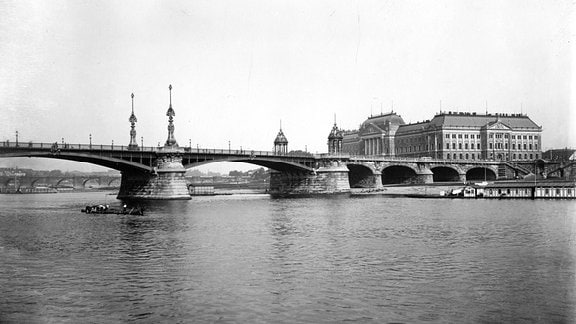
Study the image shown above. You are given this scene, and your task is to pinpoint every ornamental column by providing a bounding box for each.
[128,93,139,150]
[165,84,178,148]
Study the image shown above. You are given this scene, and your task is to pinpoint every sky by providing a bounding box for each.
[1,0,574,172]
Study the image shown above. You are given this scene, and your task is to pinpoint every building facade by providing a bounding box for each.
[337,111,542,161]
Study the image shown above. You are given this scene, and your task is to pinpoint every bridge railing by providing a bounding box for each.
[0,141,317,159]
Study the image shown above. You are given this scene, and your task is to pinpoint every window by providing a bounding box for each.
[505,143,508,149]
[459,143,462,149]
[472,153,475,160]
[465,143,469,149]
[453,154,457,159]
[489,143,493,149]
[512,143,516,150]
[464,134,469,139]
[459,154,463,159]
[447,153,451,159]
[452,134,456,139]
[524,154,528,159]
[445,134,450,138]
[512,135,516,139]
[465,153,469,159]
[530,154,533,159]
[529,136,532,140]
[523,135,527,139]
[453,143,456,149]
[513,154,516,159]
[535,144,538,150]
[489,134,494,139]
[477,135,481,139]
[458,134,462,139]
[446,143,450,149]
[529,144,533,150]
[477,143,481,149]
[556,189,561,195]
[535,135,539,140]
[536,154,539,159]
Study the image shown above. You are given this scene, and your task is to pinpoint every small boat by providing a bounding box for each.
[81,204,144,215]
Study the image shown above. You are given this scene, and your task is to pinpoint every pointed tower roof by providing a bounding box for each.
[274,121,288,144]
[328,114,343,140]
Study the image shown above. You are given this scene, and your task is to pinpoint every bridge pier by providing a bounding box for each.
[415,169,434,184]
[117,152,191,200]
[269,163,350,195]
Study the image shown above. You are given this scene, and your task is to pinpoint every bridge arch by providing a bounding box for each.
[347,163,377,188]
[381,165,418,184]
[466,167,497,181]
[184,157,314,173]
[108,178,121,187]
[431,166,461,182]
[0,151,153,173]
[56,178,74,188]
[83,178,101,188]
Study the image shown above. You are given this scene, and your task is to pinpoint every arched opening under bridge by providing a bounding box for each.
[347,164,375,188]
[382,165,417,184]
[431,166,460,182]
[466,167,497,181]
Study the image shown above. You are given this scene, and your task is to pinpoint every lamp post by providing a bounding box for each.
[112,140,114,149]
[141,136,143,150]
[15,130,18,147]
[89,134,92,148]
[228,140,231,153]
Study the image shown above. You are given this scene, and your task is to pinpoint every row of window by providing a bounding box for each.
[445,153,539,160]
[488,143,538,150]
[444,133,539,140]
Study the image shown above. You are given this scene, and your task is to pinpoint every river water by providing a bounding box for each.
[1,192,575,323]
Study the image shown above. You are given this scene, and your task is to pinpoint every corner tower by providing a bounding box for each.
[274,121,288,155]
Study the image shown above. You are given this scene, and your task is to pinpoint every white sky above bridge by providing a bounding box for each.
[0,0,574,172]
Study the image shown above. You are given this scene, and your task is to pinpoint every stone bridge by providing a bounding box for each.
[0,174,121,190]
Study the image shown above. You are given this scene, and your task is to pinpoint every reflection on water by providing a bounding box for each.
[1,192,575,323]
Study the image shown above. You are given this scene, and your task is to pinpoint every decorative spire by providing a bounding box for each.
[165,84,178,147]
[128,92,138,149]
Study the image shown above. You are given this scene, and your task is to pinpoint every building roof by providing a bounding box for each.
[361,112,405,130]
[429,112,540,129]
[395,112,540,135]
[274,129,288,144]
[328,123,344,140]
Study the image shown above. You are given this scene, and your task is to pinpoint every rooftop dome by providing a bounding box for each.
[328,123,343,140]
[274,129,288,144]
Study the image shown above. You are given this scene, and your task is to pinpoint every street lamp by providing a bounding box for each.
[141,137,143,150]
[89,134,92,148]
[15,130,18,147]
[228,140,231,152]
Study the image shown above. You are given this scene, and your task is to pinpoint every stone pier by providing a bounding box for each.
[117,152,190,200]
[269,163,350,195]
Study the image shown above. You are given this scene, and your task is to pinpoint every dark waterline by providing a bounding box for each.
[1,192,575,323]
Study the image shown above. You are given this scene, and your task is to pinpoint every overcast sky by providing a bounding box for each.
[1,0,574,172]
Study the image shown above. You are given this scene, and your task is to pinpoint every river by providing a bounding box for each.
[1,192,575,323]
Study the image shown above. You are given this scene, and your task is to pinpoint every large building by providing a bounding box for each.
[331,111,542,161]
